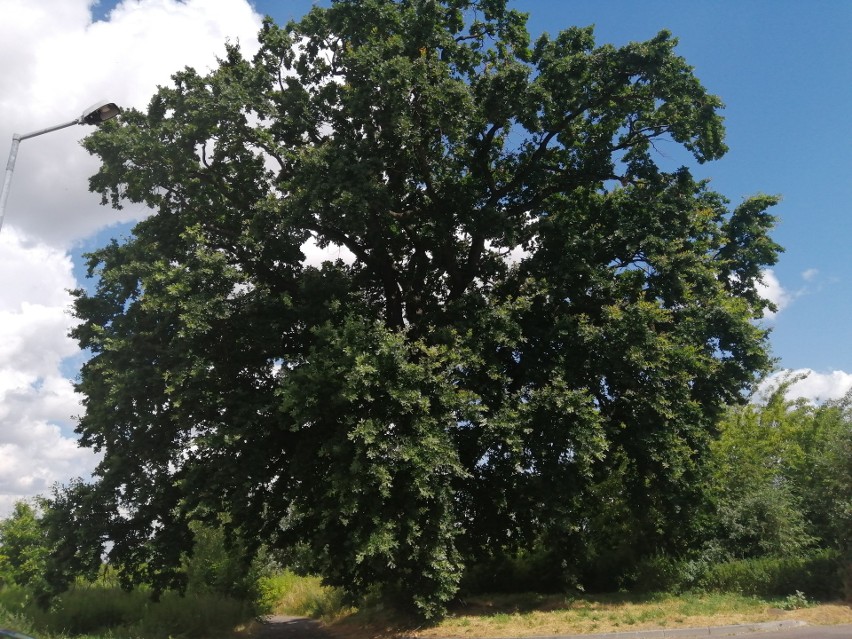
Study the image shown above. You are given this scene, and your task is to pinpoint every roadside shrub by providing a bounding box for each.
[627,555,695,594]
[17,586,251,638]
[780,590,811,610]
[183,522,258,598]
[256,572,290,614]
[715,484,816,559]
[256,570,351,621]
[0,585,30,611]
[459,549,564,595]
[699,550,841,599]
[131,591,252,638]
[0,604,39,637]
[33,587,141,633]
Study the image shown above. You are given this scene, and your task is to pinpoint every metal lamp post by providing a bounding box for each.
[0,100,121,234]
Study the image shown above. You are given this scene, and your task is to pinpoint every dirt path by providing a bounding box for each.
[256,614,334,638]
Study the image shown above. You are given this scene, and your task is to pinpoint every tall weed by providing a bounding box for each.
[0,584,251,639]
[0,601,41,637]
[256,571,352,621]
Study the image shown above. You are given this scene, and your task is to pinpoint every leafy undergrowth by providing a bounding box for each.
[257,571,355,623]
[325,592,852,639]
[0,585,252,639]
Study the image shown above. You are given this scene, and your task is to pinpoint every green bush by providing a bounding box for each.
[627,555,695,594]
[1,584,252,639]
[780,590,811,610]
[0,604,41,638]
[699,550,842,600]
[183,522,260,598]
[0,585,30,612]
[256,572,290,614]
[34,587,140,633]
[622,550,844,600]
[129,591,252,638]
[256,571,352,621]
[459,549,565,595]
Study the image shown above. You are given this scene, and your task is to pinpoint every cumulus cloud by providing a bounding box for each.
[759,368,852,404]
[0,0,264,515]
[0,0,263,245]
[0,228,97,515]
[755,268,791,318]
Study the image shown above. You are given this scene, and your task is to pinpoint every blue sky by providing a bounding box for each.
[510,1,852,375]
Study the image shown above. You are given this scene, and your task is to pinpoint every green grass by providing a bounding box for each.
[1,565,848,639]
[0,584,252,639]
[399,591,852,638]
[256,570,353,622]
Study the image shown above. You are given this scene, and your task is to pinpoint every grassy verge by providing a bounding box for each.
[246,571,852,638]
[0,585,253,639]
[327,592,852,639]
[2,572,849,639]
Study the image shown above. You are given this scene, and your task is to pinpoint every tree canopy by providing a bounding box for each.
[0,500,48,590]
[59,0,781,618]
[709,377,852,560]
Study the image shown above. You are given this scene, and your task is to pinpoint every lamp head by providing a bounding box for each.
[79,100,121,125]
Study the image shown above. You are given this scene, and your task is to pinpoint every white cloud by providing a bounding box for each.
[0,0,265,516]
[301,236,356,267]
[801,268,819,282]
[756,268,791,319]
[0,228,98,516]
[0,0,264,246]
[759,368,852,404]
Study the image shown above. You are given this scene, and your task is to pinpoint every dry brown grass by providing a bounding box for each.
[788,603,852,625]
[324,593,852,639]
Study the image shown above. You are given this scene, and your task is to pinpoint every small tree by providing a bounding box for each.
[0,500,49,589]
[710,378,852,560]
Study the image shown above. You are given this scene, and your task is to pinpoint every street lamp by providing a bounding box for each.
[0,100,121,234]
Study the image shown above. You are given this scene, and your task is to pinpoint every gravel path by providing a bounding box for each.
[256,614,334,638]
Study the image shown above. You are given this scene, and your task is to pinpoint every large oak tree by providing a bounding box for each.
[56,0,780,617]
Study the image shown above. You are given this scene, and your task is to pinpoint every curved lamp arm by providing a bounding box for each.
[0,100,121,234]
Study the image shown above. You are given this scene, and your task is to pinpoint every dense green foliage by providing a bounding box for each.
[698,551,842,600]
[707,379,852,602]
[0,583,252,639]
[0,501,48,591]
[52,0,782,618]
[455,378,852,597]
[626,550,843,600]
[709,379,852,559]
[0,514,261,639]
[256,570,351,620]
